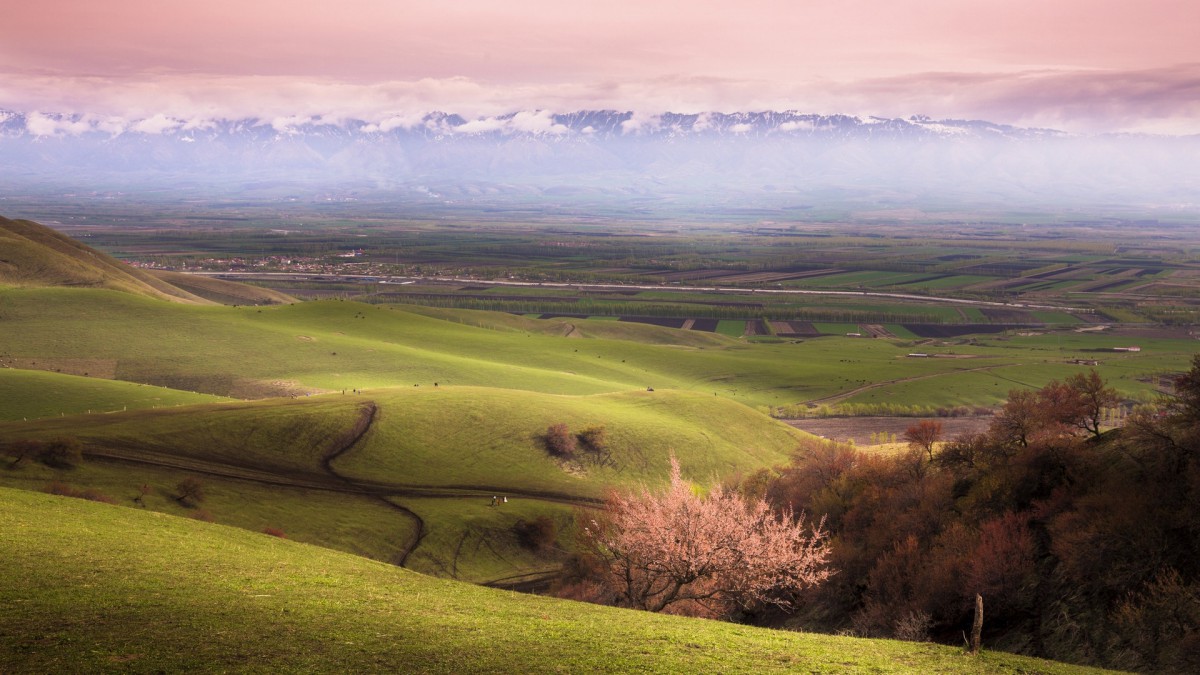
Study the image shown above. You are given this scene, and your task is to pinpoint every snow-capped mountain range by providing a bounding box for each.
[1,109,1196,213]
[0,109,1067,140]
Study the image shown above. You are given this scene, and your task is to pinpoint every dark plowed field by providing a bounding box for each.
[772,320,820,337]
[902,323,1036,338]
[618,316,687,328]
[1087,279,1138,292]
[980,308,1037,323]
[689,318,720,332]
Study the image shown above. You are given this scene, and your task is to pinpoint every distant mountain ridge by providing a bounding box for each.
[0,108,1069,141]
[1,108,1197,214]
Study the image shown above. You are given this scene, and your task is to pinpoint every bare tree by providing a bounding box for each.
[582,457,832,617]
[1065,370,1120,438]
[904,420,944,461]
[176,477,206,506]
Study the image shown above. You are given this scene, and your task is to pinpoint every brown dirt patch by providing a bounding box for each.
[785,416,992,446]
[862,324,895,339]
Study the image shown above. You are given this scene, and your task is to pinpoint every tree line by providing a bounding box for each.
[556,365,1200,671]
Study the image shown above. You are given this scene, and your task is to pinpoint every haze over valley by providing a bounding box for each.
[3,1,1199,672]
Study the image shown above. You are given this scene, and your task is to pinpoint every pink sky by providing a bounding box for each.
[2,0,1198,132]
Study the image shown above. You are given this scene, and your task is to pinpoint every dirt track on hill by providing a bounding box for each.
[319,402,425,566]
[82,400,601,569]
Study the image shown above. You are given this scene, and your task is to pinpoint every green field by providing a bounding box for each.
[0,381,802,580]
[0,488,1112,673]
[715,319,747,336]
[1,285,1191,413]
[0,369,229,421]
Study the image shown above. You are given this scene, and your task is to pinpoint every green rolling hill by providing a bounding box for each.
[0,488,1111,673]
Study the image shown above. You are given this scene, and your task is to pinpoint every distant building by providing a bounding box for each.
[907,353,929,358]
[1113,346,1142,352]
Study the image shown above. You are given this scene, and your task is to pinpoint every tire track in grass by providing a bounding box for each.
[80,400,603,571]
[319,402,426,566]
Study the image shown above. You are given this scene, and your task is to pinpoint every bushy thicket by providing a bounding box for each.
[4,437,84,469]
[762,365,1200,671]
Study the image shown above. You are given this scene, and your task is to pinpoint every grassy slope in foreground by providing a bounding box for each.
[0,489,1109,674]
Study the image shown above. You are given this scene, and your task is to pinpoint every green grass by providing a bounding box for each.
[900,274,998,290]
[0,396,421,564]
[885,324,920,338]
[1,286,1193,413]
[0,369,228,421]
[1031,311,1082,324]
[814,322,862,335]
[336,387,803,496]
[0,488,1112,673]
[395,496,577,583]
[0,387,802,581]
[715,319,747,337]
[0,454,417,564]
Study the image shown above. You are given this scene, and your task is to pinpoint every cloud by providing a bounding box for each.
[24,112,93,136]
[454,117,507,134]
[269,115,316,134]
[779,120,813,132]
[131,113,183,134]
[1,64,1198,135]
[620,111,660,134]
[837,64,1200,134]
[452,110,569,135]
[508,110,568,135]
[362,112,426,133]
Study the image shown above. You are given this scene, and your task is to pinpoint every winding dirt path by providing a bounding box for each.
[318,402,425,566]
[82,400,602,569]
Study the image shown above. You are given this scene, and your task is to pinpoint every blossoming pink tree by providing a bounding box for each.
[583,457,833,617]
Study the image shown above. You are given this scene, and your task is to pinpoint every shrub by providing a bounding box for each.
[513,516,557,552]
[176,477,207,506]
[543,423,577,458]
[37,438,84,469]
[262,527,287,538]
[5,439,42,467]
[576,425,608,454]
[42,481,116,504]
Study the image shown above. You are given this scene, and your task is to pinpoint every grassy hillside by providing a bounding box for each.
[147,269,297,305]
[0,387,802,582]
[0,488,1110,673]
[0,216,210,303]
[1,286,1189,409]
[0,368,228,421]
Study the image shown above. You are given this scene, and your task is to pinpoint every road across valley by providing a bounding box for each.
[190,271,1089,313]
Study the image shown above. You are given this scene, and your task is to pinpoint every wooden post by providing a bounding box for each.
[970,593,984,655]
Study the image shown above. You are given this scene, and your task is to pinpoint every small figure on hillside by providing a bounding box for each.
[502,496,508,504]
[491,495,498,506]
